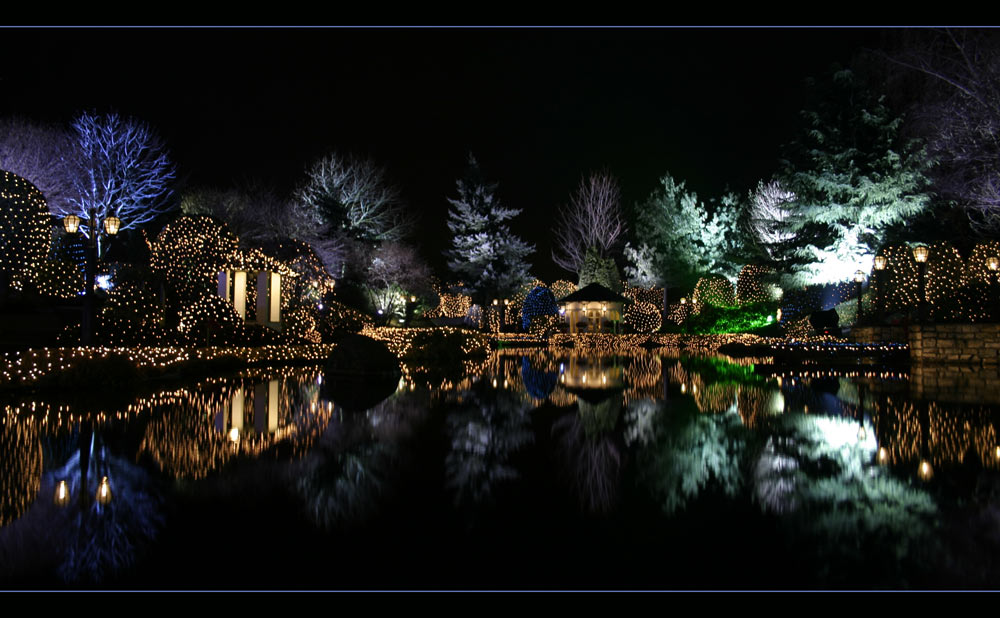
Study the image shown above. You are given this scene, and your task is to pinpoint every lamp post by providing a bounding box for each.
[873,255,887,323]
[988,256,999,321]
[854,270,865,326]
[63,210,121,346]
[913,245,929,324]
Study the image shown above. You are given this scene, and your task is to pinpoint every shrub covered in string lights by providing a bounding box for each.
[925,241,967,322]
[521,285,559,329]
[426,280,473,319]
[624,284,663,308]
[736,264,772,305]
[527,314,560,338]
[98,275,168,346]
[284,305,323,344]
[149,215,239,302]
[550,279,576,301]
[666,301,693,325]
[624,300,662,333]
[692,275,736,310]
[877,244,920,316]
[34,259,83,299]
[177,293,246,346]
[0,170,51,291]
[317,300,373,339]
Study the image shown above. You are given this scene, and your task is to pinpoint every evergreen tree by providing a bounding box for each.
[625,173,743,291]
[578,246,622,292]
[777,68,931,286]
[444,156,534,298]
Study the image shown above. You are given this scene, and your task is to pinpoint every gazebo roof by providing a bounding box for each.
[557,282,629,304]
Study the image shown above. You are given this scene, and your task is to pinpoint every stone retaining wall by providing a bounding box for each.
[850,325,908,344]
[909,324,1000,365]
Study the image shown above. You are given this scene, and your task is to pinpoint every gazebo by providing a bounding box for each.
[557,283,628,334]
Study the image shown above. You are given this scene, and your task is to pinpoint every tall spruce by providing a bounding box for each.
[444,156,534,299]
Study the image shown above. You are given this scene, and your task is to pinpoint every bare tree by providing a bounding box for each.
[365,241,431,319]
[551,171,625,274]
[0,117,76,214]
[63,112,176,249]
[885,29,1000,234]
[295,152,415,244]
[180,182,311,246]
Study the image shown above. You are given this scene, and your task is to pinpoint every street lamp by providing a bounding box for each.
[873,254,887,323]
[854,270,865,325]
[63,210,121,345]
[988,256,999,320]
[913,245,929,324]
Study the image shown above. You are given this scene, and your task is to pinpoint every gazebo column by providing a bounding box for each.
[255,271,282,330]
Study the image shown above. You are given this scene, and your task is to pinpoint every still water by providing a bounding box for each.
[2,348,1000,590]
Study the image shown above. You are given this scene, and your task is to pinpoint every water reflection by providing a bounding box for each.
[2,350,1000,587]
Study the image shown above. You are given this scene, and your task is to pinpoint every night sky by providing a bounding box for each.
[0,26,893,282]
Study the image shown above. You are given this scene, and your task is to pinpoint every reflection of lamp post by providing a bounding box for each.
[854,270,865,326]
[873,255,887,323]
[63,211,121,346]
[913,245,929,324]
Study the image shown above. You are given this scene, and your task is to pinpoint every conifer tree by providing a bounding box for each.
[444,156,534,299]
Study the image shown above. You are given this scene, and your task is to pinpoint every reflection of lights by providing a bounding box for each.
[918,460,933,481]
[96,274,113,291]
[228,427,240,443]
[560,374,565,383]
[680,383,686,393]
[96,476,112,505]
[492,378,497,388]
[995,446,1000,460]
[582,374,587,384]
[54,480,70,507]
[503,379,508,388]
[857,425,867,441]
[878,447,889,465]
[692,384,697,394]
[602,375,607,385]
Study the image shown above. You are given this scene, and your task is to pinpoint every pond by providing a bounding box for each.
[2,347,1000,590]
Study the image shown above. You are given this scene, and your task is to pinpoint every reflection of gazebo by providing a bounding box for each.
[557,283,628,334]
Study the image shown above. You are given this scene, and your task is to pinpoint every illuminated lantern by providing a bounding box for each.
[912,245,930,264]
[873,255,887,271]
[54,480,70,507]
[854,270,865,283]
[63,214,81,234]
[103,215,121,236]
[96,476,112,505]
[989,257,999,272]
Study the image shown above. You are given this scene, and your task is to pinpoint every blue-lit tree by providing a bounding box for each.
[520,285,559,329]
[444,155,534,298]
[61,112,176,252]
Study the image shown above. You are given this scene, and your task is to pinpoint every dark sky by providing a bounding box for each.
[0,26,893,282]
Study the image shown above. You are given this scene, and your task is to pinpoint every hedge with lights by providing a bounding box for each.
[284,305,323,344]
[34,259,84,299]
[692,275,736,310]
[624,300,662,333]
[99,277,169,346]
[681,301,778,334]
[0,170,51,291]
[177,293,246,346]
[149,215,240,303]
[521,285,559,329]
[736,264,772,305]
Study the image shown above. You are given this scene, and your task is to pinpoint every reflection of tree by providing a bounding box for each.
[553,396,624,514]
[0,428,163,584]
[752,414,937,585]
[0,419,41,528]
[520,356,558,401]
[638,400,745,514]
[624,399,660,447]
[295,391,427,528]
[445,387,533,508]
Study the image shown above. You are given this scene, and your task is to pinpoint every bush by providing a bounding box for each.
[693,275,736,309]
[681,301,778,334]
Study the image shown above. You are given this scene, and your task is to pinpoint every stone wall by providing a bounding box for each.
[850,325,908,344]
[909,324,1000,365]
